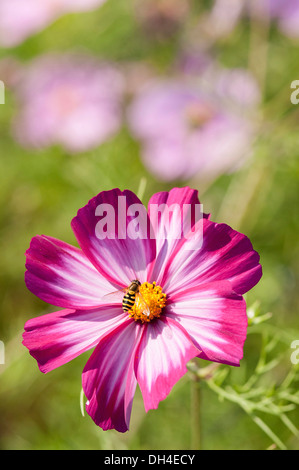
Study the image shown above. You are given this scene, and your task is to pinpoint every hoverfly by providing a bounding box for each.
[103,280,150,316]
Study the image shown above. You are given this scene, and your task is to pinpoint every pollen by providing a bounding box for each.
[128,282,167,323]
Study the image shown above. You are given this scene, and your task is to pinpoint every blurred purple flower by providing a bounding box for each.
[127,66,260,182]
[200,0,243,40]
[248,0,299,39]
[205,0,299,40]
[13,55,124,153]
[0,0,107,48]
[214,68,261,110]
[269,0,299,39]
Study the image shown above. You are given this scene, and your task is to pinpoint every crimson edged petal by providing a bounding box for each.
[71,188,156,288]
[22,306,126,373]
[82,319,142,432]
[166,280,248,366]
[134,316,200,412]
[25,235,116,309]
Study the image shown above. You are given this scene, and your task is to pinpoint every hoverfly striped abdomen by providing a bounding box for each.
[122,280,141,312]
[122,291,136,311]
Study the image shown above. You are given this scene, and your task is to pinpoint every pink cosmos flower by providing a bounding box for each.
[23,187,262,432]
[0,0,107,48]
[13,55,124,153]
[127,75,258,182]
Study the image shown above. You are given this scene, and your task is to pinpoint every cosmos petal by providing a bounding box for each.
[161,218,262,296]
[25,235,117,309]
[134,316,200,411]
[71,189,156,288]
[166,280,247,366]
[82,318,143,432]
[22,306,127,373]
[148,186,209,284]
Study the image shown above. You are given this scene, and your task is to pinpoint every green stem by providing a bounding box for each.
[252,415,287,450]
[190,376,201,450]
[248,0,270,97]
[206,380,288,450]
[136,177,147,202]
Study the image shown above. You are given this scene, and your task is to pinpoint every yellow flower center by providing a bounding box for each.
[128,282,167,323]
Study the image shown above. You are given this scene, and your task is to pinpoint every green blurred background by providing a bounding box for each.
[0,1,298,450]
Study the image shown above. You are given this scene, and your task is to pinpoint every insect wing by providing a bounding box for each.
[136,292,151,317]
[101,288,127,303]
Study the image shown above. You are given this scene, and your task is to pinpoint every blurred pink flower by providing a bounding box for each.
[247,0,299,39]
[205,0,299,40]
[13,55,124,153]
[268,0,299,39]
[200,0,243,40]
[127,67,260,182]
[23,187,262,432]
[0,0,107,47]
